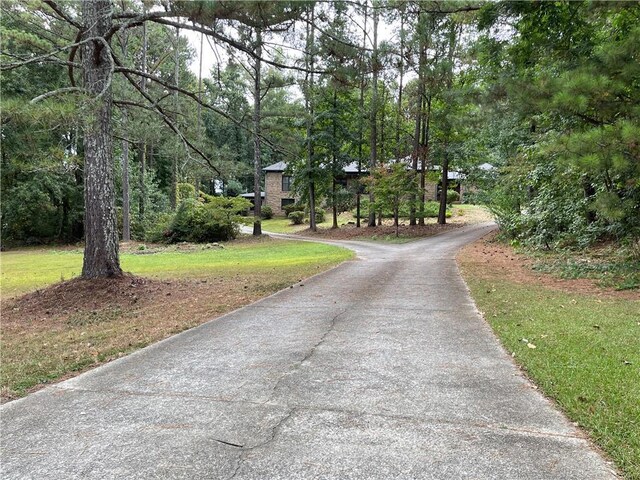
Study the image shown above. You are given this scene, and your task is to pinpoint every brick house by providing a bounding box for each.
[263,160,465,216]
[263,161,296,216]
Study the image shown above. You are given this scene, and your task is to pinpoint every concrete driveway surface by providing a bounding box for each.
[1,223,617,479]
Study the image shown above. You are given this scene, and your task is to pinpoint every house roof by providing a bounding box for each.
[263,160,368,174]
[344,161,368,174]
[263,160,464,180]
[263,161,288,172]
[239,192,265,199]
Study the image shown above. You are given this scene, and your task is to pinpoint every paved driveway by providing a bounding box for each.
[1,223,616,479]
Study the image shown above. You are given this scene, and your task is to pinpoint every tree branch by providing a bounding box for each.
[0,36,91,71]
[114,57,222,175]
[41,0,82,30]
[112,62,294,158]
[127,17,330,75]
[30,87,88,104]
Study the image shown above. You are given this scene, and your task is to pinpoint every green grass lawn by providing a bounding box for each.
[258,217,309,233]
[1,238,353,400]
[462,275,640,478]
[258,214,353,234]
[1,238,353,299]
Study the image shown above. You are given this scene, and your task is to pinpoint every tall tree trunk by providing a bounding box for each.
[138,10,147,223]
[171,26,180,210]
[81,0,122,278]
[356,4,367,228]
[409,93,422,226]
[138,145,146,221]
[395,13,405,163]
[306,5,317,231]
[379,87,386,161]
[119,29,130,242]
[418,96,431,226]
[410,10,427,226]
[438,148,449,225]
[438,22,458,225]
[122,112,131,242]
[332,179,338,229]
[395,203,399,237]
[332,87,338,229]
[197,32,204,135]
[368,2,379,228]
[252,28,263,236]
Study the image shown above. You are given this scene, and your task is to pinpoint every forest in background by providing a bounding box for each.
[1,1,638,263]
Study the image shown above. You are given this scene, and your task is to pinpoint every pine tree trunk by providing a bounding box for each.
[411,12,427,227]
[438,22,458,226]
[138,144,146,222]
[306,5,317,232]
[252,28,263,236]
[332,88,338,230]
[395,13,405,163]
[122,112,131,242]
[138,13,147,224]
[438,149,448,225]
[81,0,122,278]
[120,31,130,242]
[418,96,430,226]
[368,3,379,228]
[356,4,367,229]
[171,26,180,210]
[332,179,338,229]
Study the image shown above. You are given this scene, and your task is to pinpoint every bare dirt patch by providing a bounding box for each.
[458,232,639,300]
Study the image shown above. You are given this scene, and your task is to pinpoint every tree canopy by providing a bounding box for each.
[1,0,638,273]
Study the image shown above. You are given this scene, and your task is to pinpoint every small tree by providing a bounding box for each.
[364,164,420,237]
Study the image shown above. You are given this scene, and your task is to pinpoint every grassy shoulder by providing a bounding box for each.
[0,237,354,401]
[458,237,640,479]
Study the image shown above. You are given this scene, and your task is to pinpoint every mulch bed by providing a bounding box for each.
[294,221,462,240]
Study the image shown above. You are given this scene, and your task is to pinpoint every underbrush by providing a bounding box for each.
[526,243,640,291]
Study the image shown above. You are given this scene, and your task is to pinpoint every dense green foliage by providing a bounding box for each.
[476,2,640,249]
[288,211,305,225]
[1,1,637,257]
[151,188,251,243]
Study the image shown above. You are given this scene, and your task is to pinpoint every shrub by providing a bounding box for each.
[261,205,273,219]
[288,211,305,225]
[284,203,304,216]
[447,190,460,206]
[314,209,325,223]
[165,196,251,243]
[144,213,174,243]
[423,201,440,218]
[176,183,196,203]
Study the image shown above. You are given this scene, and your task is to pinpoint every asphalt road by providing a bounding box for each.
[1,223,616,479]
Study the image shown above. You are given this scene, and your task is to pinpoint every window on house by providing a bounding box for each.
[282,175,292,192]
[281,198,295,209]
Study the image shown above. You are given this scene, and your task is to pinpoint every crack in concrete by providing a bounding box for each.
[45,385,584,441]
[227,408,296,480]
[264,308,347,404]
[301,308,347,365]
[214,439,244,448]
